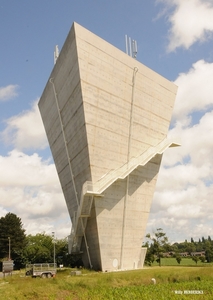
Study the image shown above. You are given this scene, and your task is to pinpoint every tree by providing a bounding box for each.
[24,233,54,264]
[185,242,196,255]
[175,254,182,264]
[199,256,205,263]
[143,242,155,266]
[55,238,70,266]
[204,241,213,263]
[191,255,199,264]
[0,212,26,268]
[146,228,169,267]
[195,241,203,252]
[23,233,73,267]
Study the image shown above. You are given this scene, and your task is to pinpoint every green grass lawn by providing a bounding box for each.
[0,266,213,299]
[152,257,205,266]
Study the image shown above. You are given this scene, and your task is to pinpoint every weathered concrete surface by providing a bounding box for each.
[39,22,177,271]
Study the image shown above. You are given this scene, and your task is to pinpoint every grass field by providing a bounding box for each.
[152,257,205,266]
[0,265,213,299]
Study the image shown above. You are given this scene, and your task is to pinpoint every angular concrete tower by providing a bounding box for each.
[39,22,179,271]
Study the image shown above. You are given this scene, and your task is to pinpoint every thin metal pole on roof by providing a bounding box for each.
[125,35,128,55]
[125,36,137,59]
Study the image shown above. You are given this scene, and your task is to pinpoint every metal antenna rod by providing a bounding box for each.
[125,36,138,59]
[54,45,59,65]
[132,40,137,58]
[125,35,128,55]
[129,37,132,57]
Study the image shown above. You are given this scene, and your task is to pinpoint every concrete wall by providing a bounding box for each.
[39,22,177,271]
[76,23,176,183]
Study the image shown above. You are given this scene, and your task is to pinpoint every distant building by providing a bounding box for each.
[163,252,175,257]
[179,252,205,257]
[191,252,205,257]
[179,252,188,257]
[39,23,178,271]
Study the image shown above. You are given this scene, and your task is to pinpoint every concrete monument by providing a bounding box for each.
[38,22,178,271]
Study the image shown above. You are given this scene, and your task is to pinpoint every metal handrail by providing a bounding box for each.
[69,137,180,254]
[87,138,180,194]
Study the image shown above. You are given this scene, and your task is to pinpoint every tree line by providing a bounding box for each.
[0,213,82,270]
[1,213,212,269]
[144,228,213,266]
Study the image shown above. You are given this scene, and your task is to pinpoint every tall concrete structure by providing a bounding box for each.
[38,22,179,271]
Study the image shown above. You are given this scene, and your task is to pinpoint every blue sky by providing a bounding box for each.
[1,0,213,243]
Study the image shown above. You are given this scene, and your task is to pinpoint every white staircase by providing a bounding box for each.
[68,138,180,254]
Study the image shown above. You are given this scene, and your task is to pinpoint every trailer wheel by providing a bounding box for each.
[41,273,46,278]
[47,273,52,278]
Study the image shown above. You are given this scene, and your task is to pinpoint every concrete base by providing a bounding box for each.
[81,156,160,271]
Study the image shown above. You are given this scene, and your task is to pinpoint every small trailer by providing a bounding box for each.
[25,263,57,278]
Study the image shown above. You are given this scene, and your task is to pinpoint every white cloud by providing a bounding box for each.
[1,100,48,150]
[0,150,57,186]
[172,60,213,122]
[0,85,19,101]
[0,150,70,238]
[157,0,213,51]
[165,111,213,170]
[146,59,213,242]
[0,98,71,238]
